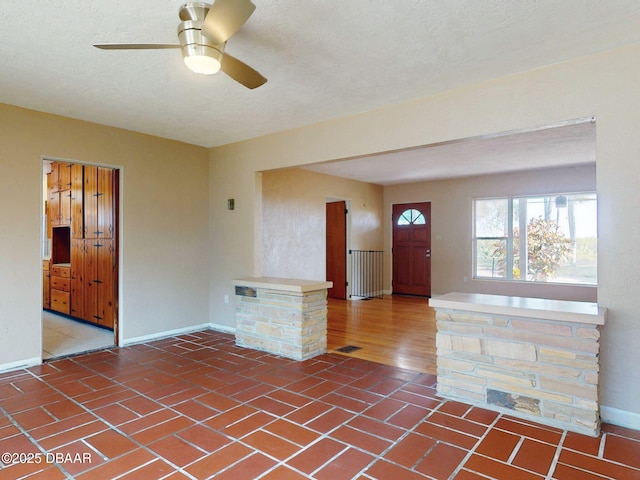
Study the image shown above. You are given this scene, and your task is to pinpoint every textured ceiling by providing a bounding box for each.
[302,120,596,185]
[1,0,639,150]
[0,1,636,186]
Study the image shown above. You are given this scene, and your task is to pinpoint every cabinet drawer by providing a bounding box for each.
[51,265,71,278]
[51,276,71,292]
[50,290,71,314]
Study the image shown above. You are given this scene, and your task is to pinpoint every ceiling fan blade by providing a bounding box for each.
[221,53,266,89]
[202,0,256,44]
[94,44,180,50]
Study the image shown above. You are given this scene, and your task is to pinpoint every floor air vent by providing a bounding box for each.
[336,345,362,353]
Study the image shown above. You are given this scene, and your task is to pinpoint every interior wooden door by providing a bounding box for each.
[326,201,347,299]
[392,202,431,297]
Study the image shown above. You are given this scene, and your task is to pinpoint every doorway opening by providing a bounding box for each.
[42,159,120,359]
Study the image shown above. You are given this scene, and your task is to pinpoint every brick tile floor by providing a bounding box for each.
[0,330,639,479]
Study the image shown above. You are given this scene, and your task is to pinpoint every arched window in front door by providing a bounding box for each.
[397,208,426,225]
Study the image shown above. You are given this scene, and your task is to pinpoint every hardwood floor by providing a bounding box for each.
[326,294,437,374]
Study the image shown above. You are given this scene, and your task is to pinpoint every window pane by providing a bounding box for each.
[548,194,597,284]
[475,239,507,278]
[475,199,508,237]
[473,193,597,285]
[517,194,597,284]
[411,209,426,224]
[397,209,426,225]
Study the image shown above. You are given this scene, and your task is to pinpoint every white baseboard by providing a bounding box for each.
[210,323,236,334]
[123,323,212,346]
[0,356,41,374]
[601,405,640,431]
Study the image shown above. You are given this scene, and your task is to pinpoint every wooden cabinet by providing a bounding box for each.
[43,259,50,309]
[70,164,84,239]
[85,239,116,328]
[51,290,71,314]
[44,163,118,330]
[70,239,86,320]
[48,184,72,228]
[84,166,115,239]
[50,265,71,314]
[70,238,116,328]
[48,162,72,229]
[50,161,71,192]
[50,274,71,292]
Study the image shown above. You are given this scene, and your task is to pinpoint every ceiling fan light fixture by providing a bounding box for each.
[183,45,222,75]
[96,1,266,88]
[179,2,210,22]
[178,19,223,75]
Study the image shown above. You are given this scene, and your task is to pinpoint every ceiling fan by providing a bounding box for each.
[94,0,266,89]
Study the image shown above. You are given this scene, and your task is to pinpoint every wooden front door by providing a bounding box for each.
[326,201,347,299]
[392,202,431,296]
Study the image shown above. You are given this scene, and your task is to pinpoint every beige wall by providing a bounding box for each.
[1,43,638,426]
[209,45,640,421]
[384,165,597,302]
[0,103,209,367]
[261,168,383,280]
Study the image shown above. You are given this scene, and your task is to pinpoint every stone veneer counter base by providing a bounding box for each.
[232,277,332,361]
[430,292,606,437]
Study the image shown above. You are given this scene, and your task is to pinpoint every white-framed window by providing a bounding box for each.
[473,193,597,285]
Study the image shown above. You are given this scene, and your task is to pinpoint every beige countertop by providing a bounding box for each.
[233,277,333,293]
[430,292,606,325]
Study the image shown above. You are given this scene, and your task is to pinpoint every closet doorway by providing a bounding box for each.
[42,159,119,359]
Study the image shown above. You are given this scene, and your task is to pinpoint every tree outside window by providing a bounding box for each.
[473,193,597,285]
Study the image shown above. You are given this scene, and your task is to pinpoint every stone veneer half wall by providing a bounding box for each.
[431,293,606,437]
[233,277,332,361]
